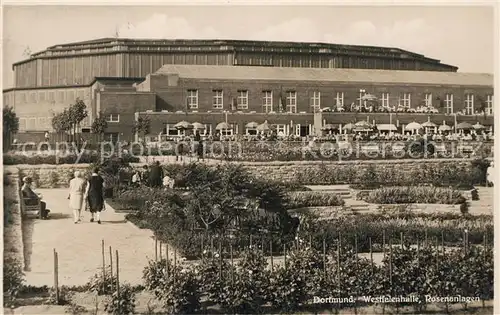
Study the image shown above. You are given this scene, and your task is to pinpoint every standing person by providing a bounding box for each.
[148,161,164,188]
[44,131,50,142]
[131,170,141,187]
[487,161,494,187]
[141,165,150,186]
[68,171,86,224]
[85,167,106,224]
[195,130,204,160]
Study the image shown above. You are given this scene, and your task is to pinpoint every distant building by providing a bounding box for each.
[2,38,494,142]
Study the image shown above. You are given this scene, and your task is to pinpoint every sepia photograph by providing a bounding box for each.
[2,3,496,314]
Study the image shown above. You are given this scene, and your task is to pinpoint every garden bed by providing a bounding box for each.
[367,203,464,213]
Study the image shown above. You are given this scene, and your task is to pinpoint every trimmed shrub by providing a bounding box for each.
[286,191,345,208]
[364,187,466,205]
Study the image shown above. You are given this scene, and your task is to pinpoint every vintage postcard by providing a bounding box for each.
[2,3,496,314]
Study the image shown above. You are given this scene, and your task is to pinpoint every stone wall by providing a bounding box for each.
[12,158,477,189]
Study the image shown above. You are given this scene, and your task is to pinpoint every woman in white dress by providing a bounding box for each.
[486,161,494,186]
[68,171,86,224]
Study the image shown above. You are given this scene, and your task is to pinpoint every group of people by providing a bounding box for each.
[68,168,106,224]
[131,161,174,188]
[21,168,106,224]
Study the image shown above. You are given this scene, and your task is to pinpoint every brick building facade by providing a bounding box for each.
[2,38,494,143]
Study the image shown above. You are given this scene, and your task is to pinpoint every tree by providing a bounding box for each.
[68,98,88,144]
[3,107,19,152]
[51,109,72,142]
[170,163,292,234]
[132,115,151,142]
[91,113,108,145]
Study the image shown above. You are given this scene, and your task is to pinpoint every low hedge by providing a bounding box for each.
[363,187,466,205]
[286,191,345,209]
[3,153,139,165]
[301,212,493,254]
[293,159,490,188]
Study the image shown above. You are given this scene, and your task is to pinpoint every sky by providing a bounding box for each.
[2,5,495,88]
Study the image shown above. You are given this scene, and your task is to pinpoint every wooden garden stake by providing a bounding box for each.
[425,229,428,247]
[53,249,59,303]
[174,248,177,284]
[166,243,170,277]
[483,233,487,259]
[354,235,358,268]
[218,239,223,277]
[283,243,287,271]
[155,236,158,261]
[201,234,204,258]
[109,246,114,292]
[101,240,106,293]
[382,230,386,259]
[322,237,326,275]
[250,235,253,248]
[389,240,393,296]
[400,232,403,248]
[369,237,374,274]
[270,240,274,272]
[230,243,234,283]
[441,231,444,254]
[159,241,163,260]
[337,237,341,296]
[115,250,120,295]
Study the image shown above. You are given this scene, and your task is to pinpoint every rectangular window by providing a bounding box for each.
[424,93,432,107]
[273,124,287,135]
[486,95,493,115]
[262,90,273,113]
[310,91,321,112]
[187,89,198,109]
[105,114,120,122]
[237,90,248,109]
[212,90,223,109]
[39,91,46,102]
[335,92,344,107]
[164,124,180,136]
[286,91,297,113]
[381,93,389,107]
[465,94,474,115]
[400,93,411,108]
[445,93,454,114]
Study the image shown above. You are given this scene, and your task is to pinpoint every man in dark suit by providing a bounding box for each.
[148,161,164,188]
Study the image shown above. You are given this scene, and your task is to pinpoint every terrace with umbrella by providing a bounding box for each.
[456,122,474,134]
[321,123,337,135]
[405,121,423,134]
[174,121,193,136]
[215,122,232,136]
[245,121,259,135]
[376,123,398,134]
[421,117,437,134]
[438,122,452,134]
[256,120,274,134]
[353,120,373,133]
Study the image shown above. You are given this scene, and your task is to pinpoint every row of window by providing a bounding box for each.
[18,116,92,130]
[160,123,309,137]
[5,89,89,105]
[186,90,494,115]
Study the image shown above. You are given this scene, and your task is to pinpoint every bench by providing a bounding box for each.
[18,186,42,219]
